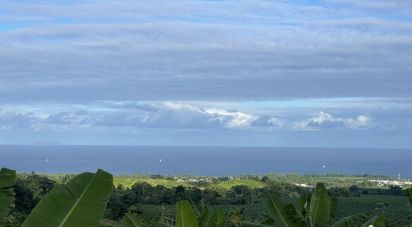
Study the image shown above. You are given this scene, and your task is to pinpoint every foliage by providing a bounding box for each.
[3,168,412,226]
[118,212,147,227]
[22,169,113,227]
[309,183,332,226]
[334,195,412,226]
[408,187,412,207]
[198,207,225,227]
[266,195,304,227]
[10,173,56,225]
[176,200,199,227]
[114,177,190,189]
[213,179,266,190]
[331,214,368,227]
[0,168,16,226]
[266,183,388,227]
[360,214,386,227]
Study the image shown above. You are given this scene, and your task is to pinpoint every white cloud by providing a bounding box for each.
[0,102,261,130]
[344,115,370,128]
[294,111,370,130]
[0,103,376,132]
[250,116,283,128]
[203,108,257,129]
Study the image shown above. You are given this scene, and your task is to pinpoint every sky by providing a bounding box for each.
[0,0,411,148]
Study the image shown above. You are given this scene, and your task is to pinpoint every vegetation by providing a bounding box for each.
[22,169,113,227]
[265,183,385,227]
[1,168,412,226]
[0,168,16,226]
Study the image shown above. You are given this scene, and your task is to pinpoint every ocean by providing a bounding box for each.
[0,145,411,178]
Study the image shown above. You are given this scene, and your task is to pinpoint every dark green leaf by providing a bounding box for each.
[23,169,113,227]
[297,193,310,215]
[199,208,225,227]
[361,214,386,227]
[119,212,145,227]
[176,200,199,227]
[332,214,368,227]
[310,186,331,226]
[267,195,304,227]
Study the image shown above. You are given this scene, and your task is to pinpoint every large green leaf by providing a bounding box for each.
[119,212,145,227]
[176,200,199,227]
[199,208,225,227]
[22,169,113,227]
[332,214,368,227]
[309,184,331,226]
[0,168,16,226]
[361,214,386,227]
[267,195,304,227]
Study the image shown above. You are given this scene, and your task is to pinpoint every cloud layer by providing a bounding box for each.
[0,99,411,147]
[0,102,372,131]
[294,111,370,130]
[0,0,411,102]
[0,1,411,147]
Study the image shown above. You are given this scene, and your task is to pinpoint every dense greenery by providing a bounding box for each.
[0,168,16,226]
[1,168,412,226]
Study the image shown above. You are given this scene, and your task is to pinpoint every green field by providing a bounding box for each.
[113,175,267,190]
[113,176,191,188]
[212,179,266,190]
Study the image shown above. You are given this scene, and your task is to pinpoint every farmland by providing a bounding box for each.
[4,170,412,226]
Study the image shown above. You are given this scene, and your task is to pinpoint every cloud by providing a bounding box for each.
[0,102,260,130]
[1,101,410,147]
[0,1,411,102]
[250,116,283,128]
[0,110,37,130]
[294,111,370,130]
[0,103,378,132]
[0,1,410,147]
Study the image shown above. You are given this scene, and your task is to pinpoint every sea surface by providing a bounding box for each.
[0,145,411,178]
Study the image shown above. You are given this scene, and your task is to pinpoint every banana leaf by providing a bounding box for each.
[361,214,386,227]
[119,212,146,227]
[267,195,304,227]
[310,184,331,226]
[199,208,225,227]
[176,200,199,227]
[297,193,310,215]
[22,169,113,227]
[332,214,368,227]
[0,168,16,225]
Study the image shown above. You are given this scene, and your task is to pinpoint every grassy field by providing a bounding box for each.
[113,176,267,189]
[113,176,191,188]
[212,179,266,190]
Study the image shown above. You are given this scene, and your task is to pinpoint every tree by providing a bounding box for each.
[389,185,402,196]
[349,185,361,197]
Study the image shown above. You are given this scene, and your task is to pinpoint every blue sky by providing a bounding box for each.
[0,0,411,147]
